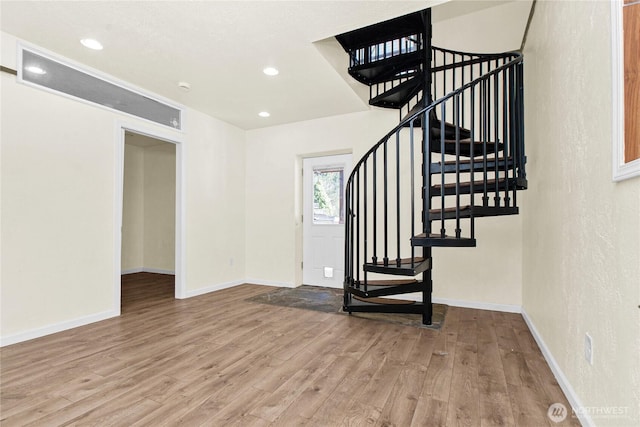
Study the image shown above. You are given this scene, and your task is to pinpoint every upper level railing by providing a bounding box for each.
[348,35,421,67]
[344,50,525,288]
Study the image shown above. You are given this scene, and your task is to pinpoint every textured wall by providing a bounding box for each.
[122,144,145,271]
[523,1,640,425]
[143,143,176,272]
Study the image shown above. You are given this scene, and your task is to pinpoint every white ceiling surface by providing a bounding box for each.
[0,1,531,130]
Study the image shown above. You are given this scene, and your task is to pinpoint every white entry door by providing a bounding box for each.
[303,154,352,288]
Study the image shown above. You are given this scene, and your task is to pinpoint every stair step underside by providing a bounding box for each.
[344,300,429,315]
[363,256,430,276]
[348,51,423,85]
[402,104,472,136]
[429,205,519,221]
[411,234,476,247]
[353,295,415,305]
[431,157,515,174]
[430,177,527,196]
[370,76,422,109]
[432,139,503,157]
[348,279,424,297]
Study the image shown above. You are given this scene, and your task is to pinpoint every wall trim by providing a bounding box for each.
[0,310,119,347]
[121,268,176,275]
[114,121,186,311]
[611,0,640,181]
[433,297,521,313]
[183,280,247,298]
[384,291,522,313]
[245,279,296,289]
[521,308,594,427]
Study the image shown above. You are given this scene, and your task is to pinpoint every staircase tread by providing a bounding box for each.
[369,256,425,265]
[433,178,506,190]
[441,138,496,145]
[437,156,511,165]
[429,205,471,214]
[355,279,418,286]
[413,233,473,240]
[363,256,430,276]
[428,205,519,220]
[349,51,423,85]
[353,295,416,305]
[370,76,422,108]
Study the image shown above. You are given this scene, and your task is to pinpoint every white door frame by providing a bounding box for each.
[302,153,352,288]
[114,121,186,315]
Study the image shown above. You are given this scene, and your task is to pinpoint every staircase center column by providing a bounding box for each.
[421,8,434,325]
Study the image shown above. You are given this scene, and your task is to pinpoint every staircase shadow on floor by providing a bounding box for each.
[246,285,446,330]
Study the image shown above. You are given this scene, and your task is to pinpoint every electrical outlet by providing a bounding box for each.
[584,333,593,365]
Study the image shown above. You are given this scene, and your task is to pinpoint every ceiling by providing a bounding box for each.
[0,1,531,130]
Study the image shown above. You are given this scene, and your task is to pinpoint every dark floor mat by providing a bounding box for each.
[246,285,446,330]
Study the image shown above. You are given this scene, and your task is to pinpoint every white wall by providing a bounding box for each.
[245,109,523,307]
[183,108,246,296]
[0,32,247,343]
[1,59,121,339]
[121,142,176,273]
[122,144,145,271]
[245,110,396,287]
[143,142,176,272]
[432,0,531,53]
[523,1,640,425]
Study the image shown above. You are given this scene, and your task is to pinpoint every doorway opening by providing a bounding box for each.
[115,124,184,315]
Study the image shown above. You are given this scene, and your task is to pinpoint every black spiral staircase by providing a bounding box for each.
[336,9,527,325]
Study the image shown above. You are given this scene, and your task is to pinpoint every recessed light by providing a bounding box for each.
[263,67,279,76]
[25,65,46,75]
[81,38,103,50]
[258,111,270,118]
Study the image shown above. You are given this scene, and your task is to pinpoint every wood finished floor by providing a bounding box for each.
[0,273,580,426]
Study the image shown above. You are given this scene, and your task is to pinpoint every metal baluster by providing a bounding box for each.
[454,94,461,238]
[482,73,489,207]
[502,62,510,207]
[355,170,360,284]
[410,120,416,265]
[493,59,500,206]
[461,54,466,128]
[396,132,402,267]
[443,50,447,100]
[440,103,446,238]
[433,48,438,101]
[372,151,377,264]
[344,182,351,307]
[363,159,368,291]
[383,141,389,266]
[470,86,476,240]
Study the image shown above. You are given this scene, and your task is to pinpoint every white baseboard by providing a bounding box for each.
[521,308,593,427]
[0,309,119,347]
[183,279,246,298]
[121,268,175,275]
[383,291,522,313]
[433,296,521,313]
[121,267,144,275]
[245,278,296,288]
